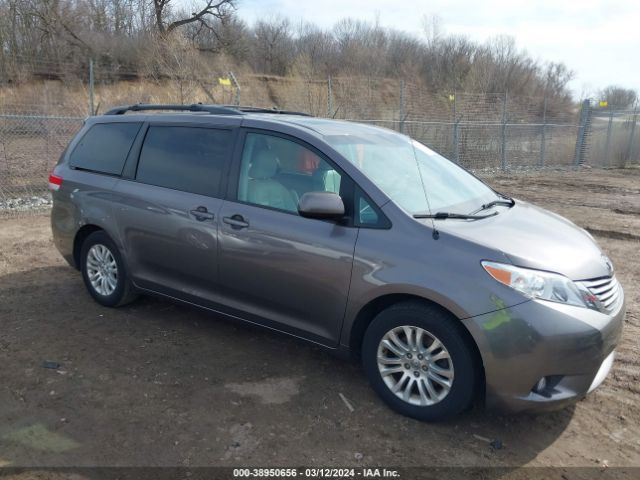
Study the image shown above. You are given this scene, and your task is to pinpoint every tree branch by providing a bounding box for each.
[165,0,235,33]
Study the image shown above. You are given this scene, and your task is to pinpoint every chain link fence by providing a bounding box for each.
[586,107,640,167]
[1,69,639,216]
[0,111,82,214]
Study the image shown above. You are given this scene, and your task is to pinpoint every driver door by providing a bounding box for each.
[217,131,358,346]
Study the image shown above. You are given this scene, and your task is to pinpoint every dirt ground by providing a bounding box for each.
[0,168,639,478]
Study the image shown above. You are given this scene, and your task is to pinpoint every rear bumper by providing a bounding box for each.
[462,292,625,413]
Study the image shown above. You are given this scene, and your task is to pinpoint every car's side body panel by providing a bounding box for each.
[50,166,121,268]
[111,179,226,299]
[217,199,358,346]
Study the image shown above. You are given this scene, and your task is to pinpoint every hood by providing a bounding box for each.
[434,200,611,280]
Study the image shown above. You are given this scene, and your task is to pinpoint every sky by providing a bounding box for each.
[236,0,640,98]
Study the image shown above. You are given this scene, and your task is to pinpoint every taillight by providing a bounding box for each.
[48,173,63,191]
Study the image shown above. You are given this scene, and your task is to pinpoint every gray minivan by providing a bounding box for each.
[50,104,625,420]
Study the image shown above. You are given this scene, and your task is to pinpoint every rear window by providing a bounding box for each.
[69,122,141,175]
[136,126,232,197]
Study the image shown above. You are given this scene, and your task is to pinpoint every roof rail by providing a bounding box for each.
[104,103,313,117]
[104,103,243,116]
[225,105,312,116]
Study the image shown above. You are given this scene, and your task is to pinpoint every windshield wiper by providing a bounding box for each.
[483,198,515,209]
[413,211,498,220]
[473,197,515,214]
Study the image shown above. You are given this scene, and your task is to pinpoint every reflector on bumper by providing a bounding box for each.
[588,351,615,393]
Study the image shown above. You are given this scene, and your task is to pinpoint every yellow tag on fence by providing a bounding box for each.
[599,101,608,107]
[218,78,231,86]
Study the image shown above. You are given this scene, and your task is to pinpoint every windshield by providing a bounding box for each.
[324,128,497,215]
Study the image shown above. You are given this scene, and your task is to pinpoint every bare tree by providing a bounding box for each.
[421,14,442,47]
[599,86,637,109]
[250,16,294,76]
[184,12,249,61]
[152,0,236,34]
[294,22,338,76]
[144,31,203,103]
[332,18,389,77]
[23,0,94,54]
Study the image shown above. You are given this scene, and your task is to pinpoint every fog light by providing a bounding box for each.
[534,377,547,393]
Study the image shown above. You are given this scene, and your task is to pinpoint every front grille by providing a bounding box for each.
[579,276,621,311]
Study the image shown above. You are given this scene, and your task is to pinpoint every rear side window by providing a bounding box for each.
[136,126,232,197]
[69,122,141,175]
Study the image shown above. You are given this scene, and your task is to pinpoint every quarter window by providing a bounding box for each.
[357,195,379,226]
[69,122,141,175]
[136,126,232,197]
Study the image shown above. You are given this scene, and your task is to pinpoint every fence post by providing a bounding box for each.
[539,95,547,167]
[398,80,406,134]
[604,107,614,167]
[88,59,95,116]
[452,92,459,163]
[626,107,638,163]
[228,71,241,106]
[574,99,592,166]
[452,121,459,164]
[327,76,333,118]
[501,92,508,171]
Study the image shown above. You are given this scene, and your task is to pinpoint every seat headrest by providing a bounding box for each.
[249,149,279,179]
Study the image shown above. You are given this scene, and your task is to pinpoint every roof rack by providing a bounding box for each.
[104,104,243,115]
[224,105,312,116]
[104,103,312,117]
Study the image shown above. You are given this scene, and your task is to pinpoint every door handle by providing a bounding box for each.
[190,206,215,222]
[223,214,249,229]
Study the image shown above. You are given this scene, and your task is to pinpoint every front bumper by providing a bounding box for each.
[462,291,625,412]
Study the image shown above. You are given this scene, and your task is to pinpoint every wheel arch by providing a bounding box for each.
[72,224,104,270]
[347,293,486,401]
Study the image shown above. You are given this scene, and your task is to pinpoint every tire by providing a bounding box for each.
[80,231,137,307]
[362,301,477,421]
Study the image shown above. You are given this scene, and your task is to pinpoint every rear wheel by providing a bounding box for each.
[362,301,477,421]
[80,231,137,307]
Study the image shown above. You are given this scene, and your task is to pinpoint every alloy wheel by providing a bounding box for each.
[377,325,455,406]
[86,244,118,296]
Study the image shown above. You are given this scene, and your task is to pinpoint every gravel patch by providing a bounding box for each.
[0,195,52,212]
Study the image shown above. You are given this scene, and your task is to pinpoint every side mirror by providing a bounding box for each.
[298,191,345,220]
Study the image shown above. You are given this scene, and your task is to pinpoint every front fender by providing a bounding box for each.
[339,215,529,350]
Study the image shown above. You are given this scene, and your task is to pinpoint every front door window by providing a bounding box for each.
[238,133,343,213]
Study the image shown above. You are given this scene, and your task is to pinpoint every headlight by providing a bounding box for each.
[481,261,597,309]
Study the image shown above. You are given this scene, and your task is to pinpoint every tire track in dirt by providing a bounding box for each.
[585,228,640,242]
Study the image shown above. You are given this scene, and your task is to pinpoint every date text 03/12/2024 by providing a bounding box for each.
[232,468,401,478]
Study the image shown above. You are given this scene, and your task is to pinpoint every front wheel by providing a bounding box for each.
[362,302,477,421]
[80,231,137,307]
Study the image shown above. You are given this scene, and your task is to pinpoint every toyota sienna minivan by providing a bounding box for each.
[50,104,625,420]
